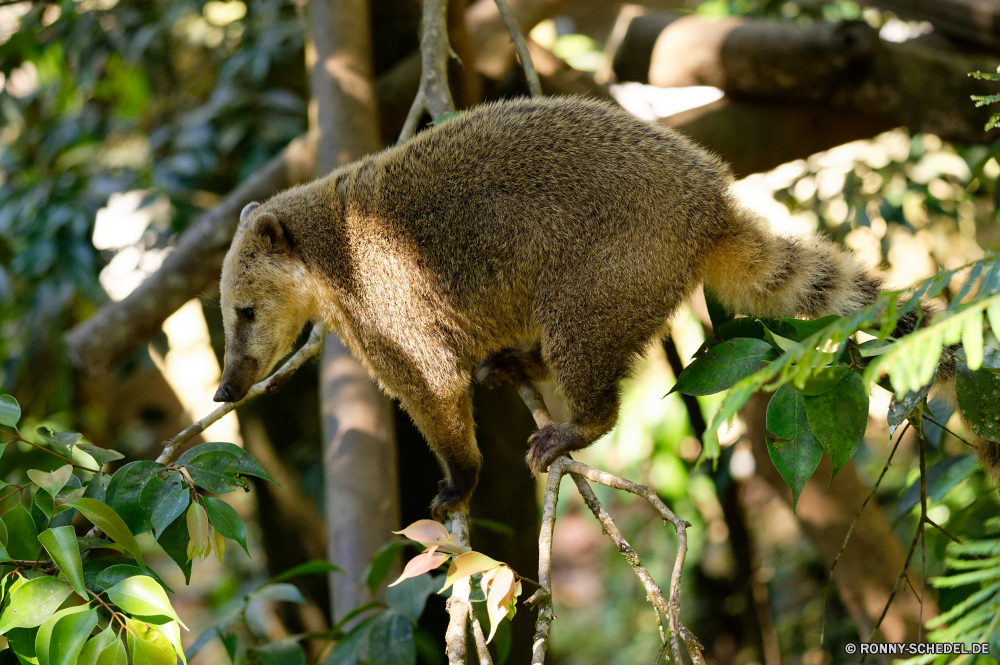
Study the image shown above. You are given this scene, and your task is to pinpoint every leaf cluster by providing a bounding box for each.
[0,393,282,665]
[671,255,1000,505]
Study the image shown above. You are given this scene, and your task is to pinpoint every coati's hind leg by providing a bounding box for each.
[526,335,632,474]
[474,344,550,388]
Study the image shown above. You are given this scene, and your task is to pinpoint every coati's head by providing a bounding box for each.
[214,201,316,403]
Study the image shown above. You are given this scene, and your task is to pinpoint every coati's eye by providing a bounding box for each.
[238,307,255,322]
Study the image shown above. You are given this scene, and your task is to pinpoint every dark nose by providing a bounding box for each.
[214,385,234,402]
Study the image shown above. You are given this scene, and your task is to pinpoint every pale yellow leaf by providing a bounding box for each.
[485,566,515,643]
[441,552,500,592]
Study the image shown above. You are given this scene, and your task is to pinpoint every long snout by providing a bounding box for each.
[214,356,259,403]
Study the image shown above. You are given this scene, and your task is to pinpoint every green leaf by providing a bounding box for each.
[271,560,343,584]
[95,638,127,665]
[34,429,80,458]
[139,472,183,536]
[791,365,851,396]
[956,348,1000,441]
[254,638,306,665]
[0,396,20,427]
[364,541,406,596]
[671,338,778,396]
[323,615,379,665]
[150,488,189,541]
[898,454,980,517]
[202,497,248,555]
[26,466,73,497]
[765,385,823,509]
[106,576,185,628]
[0,577,73,634]
[76,626,118,665]
[87,563,171,594]
[175,442,275,484]
[105,462,163,534]
[185,502,210,561]
[803,371,868,478]
[252,583,305,604]
[3,504,40,560]
[183,452,244,494]
[761,324,799,353]
[157,512,192,583]
[7,626,38,664]
[126,618,176,665]
[67,499,144,568]
[36,605,97,665]
[366,610,415,665]
[74,445,124,468]
[703,287,734,329]
[83,474,110,502]
[387,573,440,623]
[37,527,86,597]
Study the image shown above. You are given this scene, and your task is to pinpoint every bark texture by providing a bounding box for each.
[610,12,1000,145]
[307,0,400,624]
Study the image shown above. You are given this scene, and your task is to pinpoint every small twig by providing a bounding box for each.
[515,380,701,664]
[398,0,455,144]
[820,421,908,646]
[926,517,962,544]
[922,414,972,447]
[6,559,57,572]
[155,322,325,465]
[444,507,492,665]
[492,0,542,98]
[1,430,100,474]
[469,607,493,665]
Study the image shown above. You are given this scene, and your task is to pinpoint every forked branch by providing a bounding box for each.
[516,380,703,664]
[399,0,456,143]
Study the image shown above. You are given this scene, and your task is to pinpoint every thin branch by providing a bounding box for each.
[492,0,541,98]
[469,607,494,665]
[515,380,702,664]
[820,422,908,645]
[445,508,471,665]
[398,0,455,144]
[155,322,326,465]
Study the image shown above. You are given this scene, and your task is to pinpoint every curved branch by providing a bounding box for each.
[515,380,702,664]
[399,0,455,144]
[492,0,541,97]
[155,322,326,465]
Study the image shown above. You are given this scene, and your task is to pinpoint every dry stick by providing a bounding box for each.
[492,0,542,98]
[398,0,455,144]
[862,418,931,663]
[515,380,701,665]
[155,322,326,465]
[819,421,909,646]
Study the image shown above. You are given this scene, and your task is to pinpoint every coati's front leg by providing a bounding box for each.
[388,355,481,520]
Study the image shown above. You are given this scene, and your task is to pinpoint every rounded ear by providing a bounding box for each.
[240,202,260,224]
[251,212,290,254]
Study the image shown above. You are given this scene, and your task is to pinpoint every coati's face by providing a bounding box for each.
[213,202,314,403]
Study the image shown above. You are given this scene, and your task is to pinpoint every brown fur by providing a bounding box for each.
[214,96,997,517]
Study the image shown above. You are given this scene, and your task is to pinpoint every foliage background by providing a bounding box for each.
[1,0,1000,663]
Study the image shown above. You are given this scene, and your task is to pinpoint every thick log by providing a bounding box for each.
[663,98,895,179]
[862,0,1000,50]
[611,12,1000,146]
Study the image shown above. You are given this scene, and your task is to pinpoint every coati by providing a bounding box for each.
[213,96,998,517]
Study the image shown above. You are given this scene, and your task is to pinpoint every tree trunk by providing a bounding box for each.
[307,0,400,623]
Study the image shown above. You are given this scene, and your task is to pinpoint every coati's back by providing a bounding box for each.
[361,97,734,313]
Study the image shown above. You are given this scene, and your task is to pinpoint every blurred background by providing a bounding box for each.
[2,0,1000,663]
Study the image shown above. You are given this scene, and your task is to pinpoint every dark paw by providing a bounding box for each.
[474,349,526,388]
[526,424,587,475]
[430,479,474,522]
